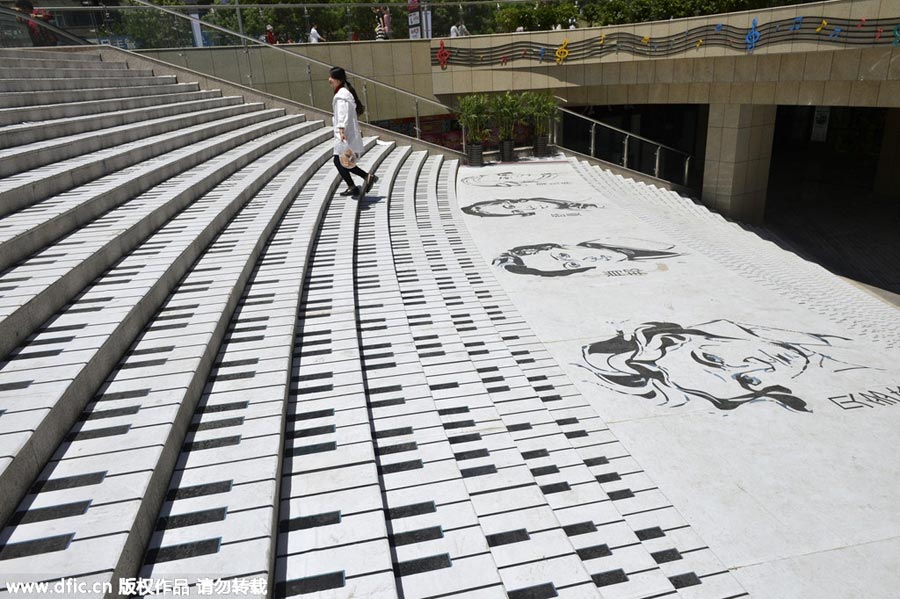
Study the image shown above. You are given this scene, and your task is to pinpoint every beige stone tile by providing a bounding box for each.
[857,47,891,80]
[602,62,621,85]
[797,80,825,105]
[391,43,414,76]
[732,160,748,193]
[755,54,781,81]
[668,83,690,103]
[491,68,513,92]
[588,85,609,105]
[452,69,474,94]
[877,80,900,107]
[707,82,729,103]
[751,81,776,104]
[779,53,806,81]
[431,73,453,94]
[720,127,738,162]
[774,80,800,104]
[826,2,852,19]
[619,61,637,85]
[568,86,589,105]
[606,85,627,105]
[466,69,490,93]
[729,82,753,103]
[648,84,669,104]
[804,51,833,80]
[888,48,900,80]
[673,59,694,83]
[413,74,435,99]
[705,124,723,157]
[849,0,879,20]
[726,103,752,128]
[708,103,726,127]
[411,41,432,74]
[655,60,674,84]
[689,83,711,104]
[628,84,649,104]
[529,66,552,90]
[849,80,880,105]
[749,125,763,160]
[693,57,714,83]
[637,60,655,84]
[734,55,758,82]
[713,56,736,82]
[823,80,852,105]
[368,42,392,78]
[830,48,862,80]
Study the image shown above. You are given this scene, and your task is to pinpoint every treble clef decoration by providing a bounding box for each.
[436,40,451,70]
[555,39,570,64]
[745,18,760,52]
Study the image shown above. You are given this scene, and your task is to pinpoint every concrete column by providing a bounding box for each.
[702,103,776,224]
[874,108,900,201]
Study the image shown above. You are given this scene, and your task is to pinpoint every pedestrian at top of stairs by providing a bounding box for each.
[329,67,377,200]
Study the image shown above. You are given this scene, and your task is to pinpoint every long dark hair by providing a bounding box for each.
[329,66,365,116]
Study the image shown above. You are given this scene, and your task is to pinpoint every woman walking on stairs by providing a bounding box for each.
[329,67,377,199]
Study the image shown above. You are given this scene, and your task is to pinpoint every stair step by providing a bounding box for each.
[0,48,102,61]
[0,89,223,128]
[0,95,246,149]
[0,82,202,109]
[0,102,271,180]
[0,107,288,218]
[0,66,151,80]
[0,75,177,93]
[0,115,318,273]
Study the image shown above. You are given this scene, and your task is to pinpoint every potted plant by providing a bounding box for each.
[523,91,557,157]
[456,94,491,167]
[490,91,524,162]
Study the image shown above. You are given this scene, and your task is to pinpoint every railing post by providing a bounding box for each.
[589,123,596,158]
[654,146,661,178]
[306,64,313,106]
[363,82,369,123]
[414,99,421,140]
[461,124,467,154]
[683,155,691,186]
[622,135,629,169]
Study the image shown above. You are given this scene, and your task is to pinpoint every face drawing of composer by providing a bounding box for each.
[580,320,871,413]
[461,197,597,217]
[493,239,680,277]
[460,172,559,187]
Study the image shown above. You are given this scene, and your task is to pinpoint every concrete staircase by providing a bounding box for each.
[0,48,756,599]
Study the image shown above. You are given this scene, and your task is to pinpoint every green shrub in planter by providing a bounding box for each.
[456,93,491,166]
[522,91,557,156]
[490,91,525,162]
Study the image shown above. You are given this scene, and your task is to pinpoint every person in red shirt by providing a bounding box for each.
[13,0,57,46]
[265,24,276,44]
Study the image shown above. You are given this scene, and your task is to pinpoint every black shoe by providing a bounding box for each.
[364,174,379,193]
[339,187,357,196]
[351,187,363,200]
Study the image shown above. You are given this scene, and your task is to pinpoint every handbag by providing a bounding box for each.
[336,140,358,169]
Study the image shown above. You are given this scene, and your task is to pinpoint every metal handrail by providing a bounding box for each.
[559,107,690,157]
[120,0,455,123]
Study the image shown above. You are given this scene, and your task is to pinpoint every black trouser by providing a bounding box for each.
[333,155,369,189]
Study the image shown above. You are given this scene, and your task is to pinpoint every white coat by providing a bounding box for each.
[332,86,364,157]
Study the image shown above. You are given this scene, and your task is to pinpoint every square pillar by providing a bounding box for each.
[702,103,776,224]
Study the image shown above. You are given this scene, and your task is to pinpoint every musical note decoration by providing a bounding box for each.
[815,19,828,33]
[555,39,570,64]
[641,35,651,44]
[894,24,900,46]
[436,40,451,70]
[790,16,803,31]
[538,47,546,63]
[745,18,760,52]
[696,39,703,48]
[521,49,527,57]
[598,34,606,45]
[857,17,866,29]
[500,55,508,65]
[828,27,842,39]
[715,23,724,33]
[775,24,781,32]
[876,28,883,40]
